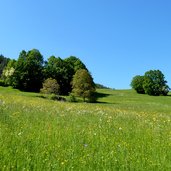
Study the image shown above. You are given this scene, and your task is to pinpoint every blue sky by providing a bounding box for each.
[1,0,171,89]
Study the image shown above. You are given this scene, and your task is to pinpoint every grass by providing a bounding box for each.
[0,86,171,170]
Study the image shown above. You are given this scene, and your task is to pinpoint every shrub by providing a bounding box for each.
[69,93,77,102]
[49,94,66,101]
[41,78,60,95]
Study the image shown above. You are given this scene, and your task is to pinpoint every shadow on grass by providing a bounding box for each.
[95,92,110,98]
[35,95,46,99]
[94,92,115,104]
[35,92,114,104]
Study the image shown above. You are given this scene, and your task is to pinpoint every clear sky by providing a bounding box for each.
[1,0,171,89]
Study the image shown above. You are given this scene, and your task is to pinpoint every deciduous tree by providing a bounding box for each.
[72,69,96,102]
[130,75,145,94]
[143,70,169,96]
[40,78,60,95]
[12,49,44,92]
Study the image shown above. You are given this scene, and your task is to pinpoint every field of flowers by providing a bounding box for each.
[0,87,171,170]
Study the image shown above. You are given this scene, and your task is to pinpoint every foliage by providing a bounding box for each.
[69,93,77,102]
[72,69,96,102]
[131,70,169,96]
[0,79,6,87]
[40,78,60,95]
[64,56,87,73]
[49,94,66,101]
[1,87,171,170]
[44,56,71,95]
[2,59,16,85]
[0,50,92,95]
[130,75,145,94]
[0,54,10,77]
[44,56,89,95]
[143,70,169,96]
[12,49,44,92]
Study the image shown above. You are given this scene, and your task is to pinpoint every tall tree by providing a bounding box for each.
[12,49,44,92]
[72,69,96,102]
[143,70,169,96]
[0,55,10,77]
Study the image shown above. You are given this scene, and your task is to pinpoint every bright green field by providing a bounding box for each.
[0,86,171,170]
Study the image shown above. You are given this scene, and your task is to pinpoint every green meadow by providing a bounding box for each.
[0,86,171,170]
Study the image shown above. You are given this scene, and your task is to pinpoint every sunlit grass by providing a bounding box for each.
[0,86,171,170]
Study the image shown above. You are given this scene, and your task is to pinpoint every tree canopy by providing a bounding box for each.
[12,49,44,92]
[0,55,10,76]
[131,70,170,96]
[130,75,145,94]
[0,49,94,98]
[72,69,96,102]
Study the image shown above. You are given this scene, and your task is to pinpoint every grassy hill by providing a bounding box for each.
[0,86,171,170]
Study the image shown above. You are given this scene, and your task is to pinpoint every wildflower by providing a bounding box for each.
[18,132,22,136]
[119,127,122,130]
[84,144,88,148]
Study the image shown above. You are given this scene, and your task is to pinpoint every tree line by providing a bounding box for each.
[1,50,169,98]
[0,49,96,102]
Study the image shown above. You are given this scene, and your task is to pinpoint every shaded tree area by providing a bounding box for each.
[44,56,88,95]
[1,49,94,97]
[11,49,44,92]
[131,70,170,96]
[0,55,10,76]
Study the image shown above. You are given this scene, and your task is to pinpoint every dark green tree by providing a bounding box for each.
[130,75,145,94]
[72,69,96,102]
[12,49,44,92]
[143,70,169,96]
[64,56,88,93]
[44,56,70,95]
[64,56,87,73]
[0,55,10,77]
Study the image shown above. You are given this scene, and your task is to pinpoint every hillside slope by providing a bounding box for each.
[0,86,171,170]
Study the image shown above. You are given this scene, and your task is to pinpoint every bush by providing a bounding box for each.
[50,94,66,102]
[69,93,77,102]
[41,78,60,95]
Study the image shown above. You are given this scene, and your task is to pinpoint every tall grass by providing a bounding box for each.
[0,87,171,170]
